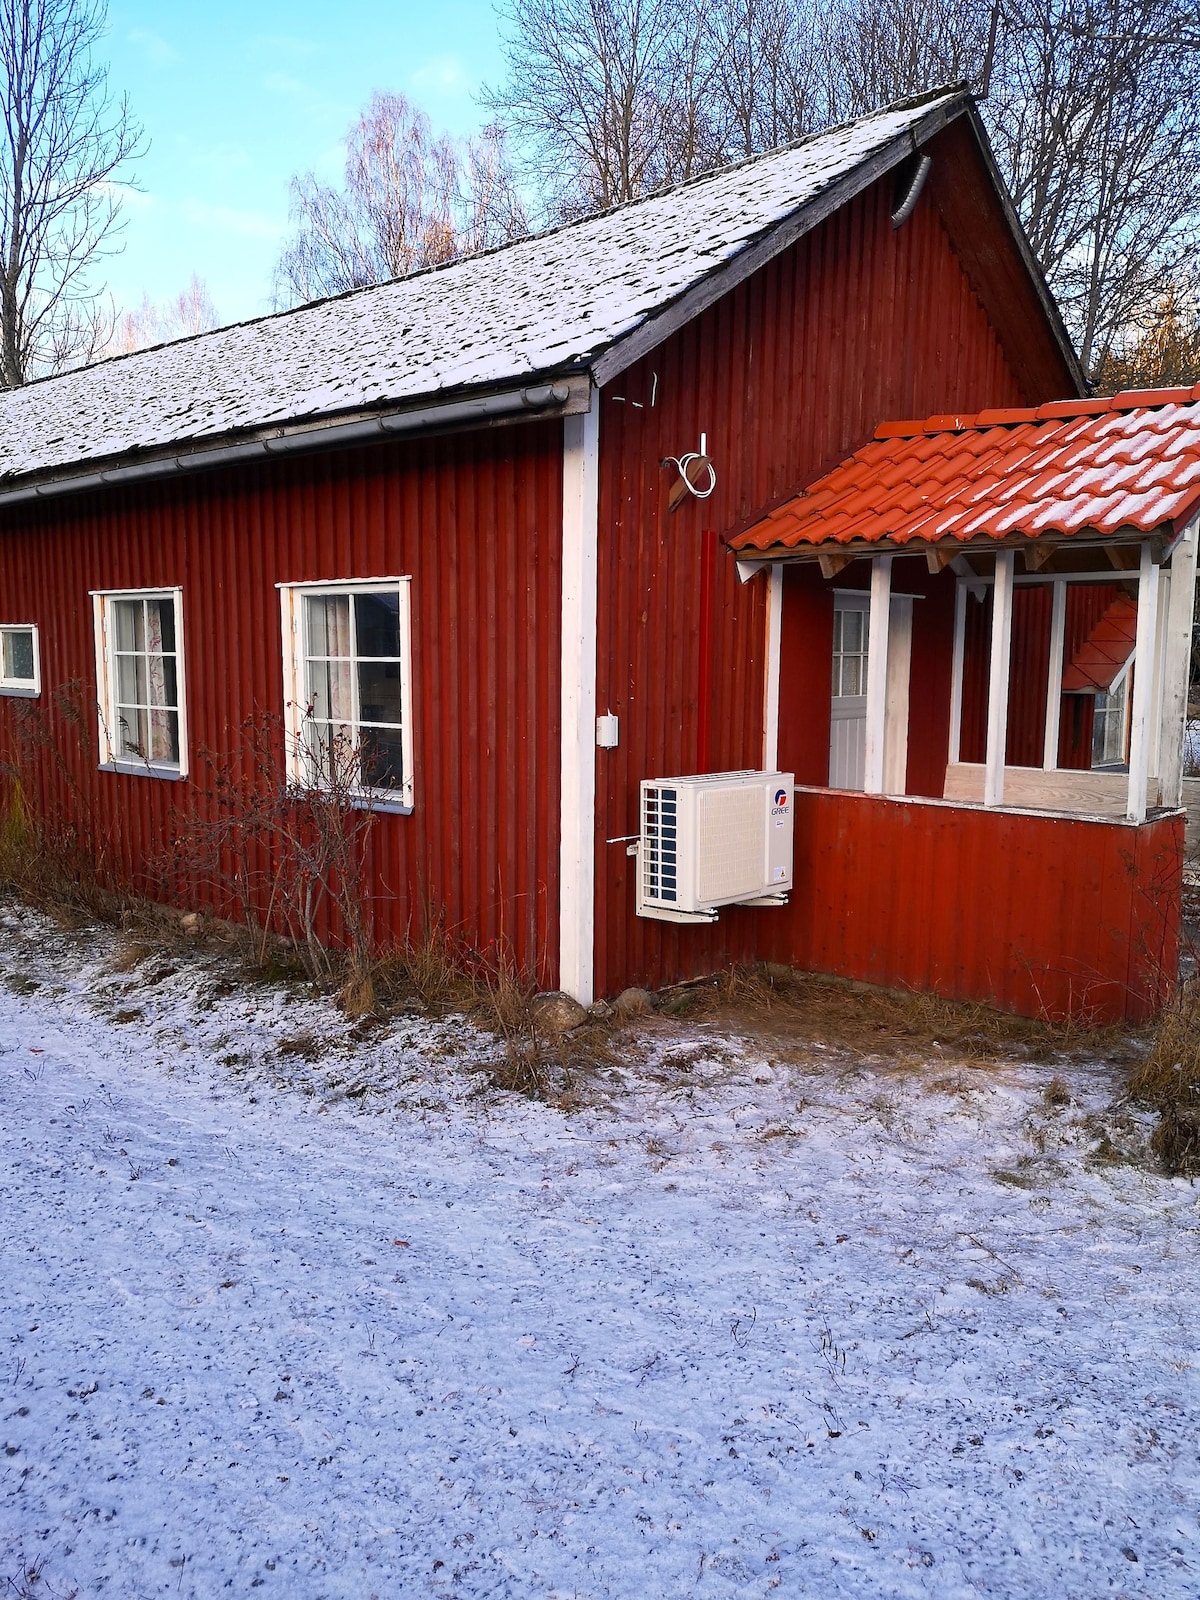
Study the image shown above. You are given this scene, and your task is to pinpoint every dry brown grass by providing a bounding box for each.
[1128,977,1200,1174]
[666,961,1129,1068]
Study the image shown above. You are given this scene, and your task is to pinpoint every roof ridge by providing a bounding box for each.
[874,382,1200,440]
[23,86,969,394]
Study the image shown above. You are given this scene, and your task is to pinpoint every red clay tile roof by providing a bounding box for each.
[730,388,1200,552]
[1060,594,1138,692]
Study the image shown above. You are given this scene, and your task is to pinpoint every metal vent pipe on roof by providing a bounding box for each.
[891,155,932,229]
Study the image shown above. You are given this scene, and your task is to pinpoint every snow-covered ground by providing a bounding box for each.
[1,910,1198,1600]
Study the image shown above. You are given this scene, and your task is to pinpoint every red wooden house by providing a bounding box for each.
[0,86,1192,1023]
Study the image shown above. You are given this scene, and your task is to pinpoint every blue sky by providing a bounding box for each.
[102,2,506,323]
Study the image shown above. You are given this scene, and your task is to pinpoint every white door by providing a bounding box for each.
[830,595,869,789]
[829,592,913,794]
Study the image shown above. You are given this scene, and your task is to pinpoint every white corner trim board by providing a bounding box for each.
[763,563,783,771]
[559,390,601,1004]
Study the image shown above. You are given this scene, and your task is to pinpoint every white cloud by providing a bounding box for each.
[178,199,284,242]
[127,28,179,68]
[410,54,468,94]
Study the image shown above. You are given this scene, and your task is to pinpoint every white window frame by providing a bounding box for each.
[278,576,414,812]
[1091,657,1133,770]
[91,586,188,779]
[0,624,40,697]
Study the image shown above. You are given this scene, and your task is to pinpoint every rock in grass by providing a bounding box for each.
[612,987,655,1020]
[532,992,588,1036]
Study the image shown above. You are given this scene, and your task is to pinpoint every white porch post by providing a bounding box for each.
[1158,516,1200,810]
[1127,540,1161,824]
[762,562,783,771]
[1042,578,1066,770]
[864,554,893,794]
[947,577,966,765]
[984,549,1015,807]
[559,391,601,1003]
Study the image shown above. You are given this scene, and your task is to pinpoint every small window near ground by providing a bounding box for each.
[92,589,187,777]
[279,578,414,810]
[0,625,39,695]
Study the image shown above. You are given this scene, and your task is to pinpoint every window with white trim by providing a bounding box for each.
[279,578,414,809]
[92,589,187,777]
[1092,661,1131,769]
[0,625,39,695]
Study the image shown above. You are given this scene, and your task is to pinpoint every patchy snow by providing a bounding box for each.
[2,908,1199,1599]
[0,96,959,486]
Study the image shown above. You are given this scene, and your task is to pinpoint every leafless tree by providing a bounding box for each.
[820,0,987,123]
[105,272,220,356]
[273,91,528,306]
[483,0,728,216]
[706,0,824,158]
[986,0,1200,378]
[806,0,1200,378]
[0,0,142,385]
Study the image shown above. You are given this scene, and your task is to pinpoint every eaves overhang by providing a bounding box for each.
[0,374,592,510]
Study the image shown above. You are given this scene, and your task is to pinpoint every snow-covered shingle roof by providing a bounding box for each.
[0,91,965,488]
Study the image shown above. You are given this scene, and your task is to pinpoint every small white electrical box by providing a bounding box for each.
[596,712,619,748]
[636,770,793,923]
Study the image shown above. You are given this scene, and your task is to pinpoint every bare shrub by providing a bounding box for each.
[167,711,381,995]
[1129,978,1200,1174]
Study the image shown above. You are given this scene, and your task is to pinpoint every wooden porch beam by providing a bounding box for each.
[984,550,1015,807]
[817,551,857,580]
[1155,516,1198,810]
[948,578,966,764]
[1106,543,1142,571]
[1042,578,1066,770]
[1126,541,1160,823]
[863,555,893,795]
[924,545,958,574]
[1022,540,1059,572]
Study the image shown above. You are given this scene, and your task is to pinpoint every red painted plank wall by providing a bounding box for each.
[594,156,1039,995]
[0,423,563,982]
[765,790,1181,1023]
[960,583,1119,768]
[780,556,957,798]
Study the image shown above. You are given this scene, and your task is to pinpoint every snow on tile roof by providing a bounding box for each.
[0,91,962,488]
[730,388,1200,552]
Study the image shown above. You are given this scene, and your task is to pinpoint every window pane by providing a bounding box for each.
[112,599,145,652]
[306,657,352,721]
[842,610,863,652]
[358,659,402,726]
[152,654,179,711]
[842,656,861,697]
[116,654,148,706]
[304,719,357,785]
[355,591,400,658]
[360,728,405,791]
[149,708,179,765]
[305,594,351,657]
[116,705,148,759]
[149,597,176,655]
[3,629,33,681]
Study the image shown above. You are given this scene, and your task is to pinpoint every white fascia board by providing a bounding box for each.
[559,388,601,1004]
[592,98,962,389]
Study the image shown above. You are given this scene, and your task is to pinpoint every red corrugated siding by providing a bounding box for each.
[960,582,1120,767]
[0,423,563,982]
[767,791,1180,1024]
[595,156,1038,995]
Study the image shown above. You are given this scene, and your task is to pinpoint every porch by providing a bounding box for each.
[729,391,1200,1022]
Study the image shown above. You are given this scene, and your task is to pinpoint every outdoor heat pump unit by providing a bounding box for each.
[635,771,794,923]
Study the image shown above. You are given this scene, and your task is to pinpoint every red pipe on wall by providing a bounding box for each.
[696,527,718,771]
